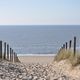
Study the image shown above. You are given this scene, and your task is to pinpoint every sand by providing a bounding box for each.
[18,56,54,64]
[17,56,80,80]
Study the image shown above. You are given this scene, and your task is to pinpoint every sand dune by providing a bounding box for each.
[0,56,80,80]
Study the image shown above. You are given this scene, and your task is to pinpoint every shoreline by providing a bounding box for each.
[17,54,56,56]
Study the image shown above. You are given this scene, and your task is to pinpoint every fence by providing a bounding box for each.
[59,36,76,56]
[0,40,20,63]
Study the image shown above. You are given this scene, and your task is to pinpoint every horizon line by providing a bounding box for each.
[0,24,80,26]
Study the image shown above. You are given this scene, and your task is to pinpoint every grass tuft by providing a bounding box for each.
[54,49,80,66]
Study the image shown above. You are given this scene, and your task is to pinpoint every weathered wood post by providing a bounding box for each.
[7,44,9,60]
[13,52,15,62]
[15,53,17,62]
[15,53,19,62]
[11,49,13,62]
[0,41,2,59]
[66,42,68,50]
[4,42,6,59]
[10,48,12,61]
[63,44,65,49]
[69,40,72,49]
[13,52,17,63]
[15,53,18,62]
[74,36,76,56]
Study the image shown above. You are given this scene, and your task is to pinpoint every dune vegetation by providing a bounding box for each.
[54,49,80,66]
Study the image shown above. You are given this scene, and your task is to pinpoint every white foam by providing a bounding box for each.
[18,54,56,56]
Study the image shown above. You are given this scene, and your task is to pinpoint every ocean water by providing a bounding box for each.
[0,25,80,55]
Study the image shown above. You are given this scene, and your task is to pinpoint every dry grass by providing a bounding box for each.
[54,49,80,66]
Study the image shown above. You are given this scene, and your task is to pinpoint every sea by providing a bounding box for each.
[0,25,80,56]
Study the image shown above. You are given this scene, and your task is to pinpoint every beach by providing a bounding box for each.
[0,56,80,80]
[18,56,54,64]
[18,56,80,80]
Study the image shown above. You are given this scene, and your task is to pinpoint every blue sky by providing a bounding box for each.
[0,0,80,25]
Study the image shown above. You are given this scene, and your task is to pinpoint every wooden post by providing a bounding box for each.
[14,52,15,62]
[14,52,17,63]
[15,53,17,62]
[0,41,2,59]
[74,36,76,56]
[69,40,72,49]
[16,54,18,62]
[4,42,6,59]
[66,42,68,50]
[11,49,13,62]
[7,44,9,60]
[10,48,12,61]
[15,53,19,62]
[63,44,65,49]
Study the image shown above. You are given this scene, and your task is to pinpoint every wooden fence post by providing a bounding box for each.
[4,42,6,59]
[13,52,15,62]
[0,41,19,63]
[15,53,17,62]
[10,48,12,61]
[74,36,76,56]
[11,49,13,62]
[63,44,65,49]
[7,44,9,60]
[66,42,68,50]
[69,40,72,49]
[0,41,2,59]
[14,52,17,63]
[16,54,18,62]
[15,53,19,62]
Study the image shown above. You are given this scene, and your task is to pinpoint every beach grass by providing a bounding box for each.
[54,49,80,66]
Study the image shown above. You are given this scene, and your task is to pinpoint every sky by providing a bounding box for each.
[0,0,80,25]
